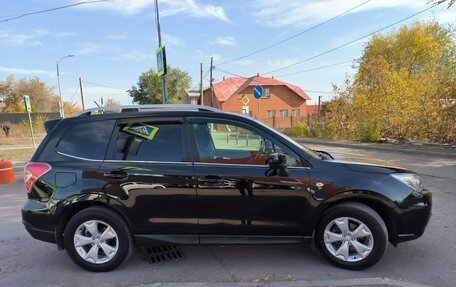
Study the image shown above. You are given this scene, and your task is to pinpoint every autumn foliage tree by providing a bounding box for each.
[0,76,60,113]
[323,21,456,143]
[128,66,192,104]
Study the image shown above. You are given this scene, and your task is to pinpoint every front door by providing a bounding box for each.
[99,117,198,243]
[189,117,310,243]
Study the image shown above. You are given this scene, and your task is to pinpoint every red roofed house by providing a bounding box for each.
[202,75,311,128]
[306,105,319,115]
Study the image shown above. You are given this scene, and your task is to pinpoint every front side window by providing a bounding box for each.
[267,110,276,119]
[113,121,185,162]
[292,109,300,117]
[191,119,301,166]
[56,120,115,160]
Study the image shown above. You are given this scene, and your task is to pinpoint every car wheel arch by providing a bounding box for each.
[308,191,398,245]
[55,197,133,250]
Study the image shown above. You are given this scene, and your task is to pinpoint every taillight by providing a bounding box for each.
[24,162,51,193]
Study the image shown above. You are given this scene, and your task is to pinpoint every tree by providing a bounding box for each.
[0,76,60,113]
[324,21,456,143]
[63,101,82,117]
[128,66,192,104]
[105,98,120,106]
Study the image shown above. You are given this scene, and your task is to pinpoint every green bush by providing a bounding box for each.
[358,122,382,142]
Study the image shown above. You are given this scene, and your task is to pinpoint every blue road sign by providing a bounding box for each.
[253,85,263,100]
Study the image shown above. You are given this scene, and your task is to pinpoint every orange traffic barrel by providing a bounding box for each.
[0,160,15,184]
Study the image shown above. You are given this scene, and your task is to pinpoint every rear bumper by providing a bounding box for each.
[394,189,432,243]
[22,200,57,244]
[22,220,56,244]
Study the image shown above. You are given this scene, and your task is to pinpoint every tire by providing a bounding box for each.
[63,206,133,272]
[315,202,388,270]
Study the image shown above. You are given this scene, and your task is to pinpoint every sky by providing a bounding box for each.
[0,0,455,108]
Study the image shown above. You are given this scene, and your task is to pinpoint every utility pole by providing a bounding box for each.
[79,77,85,110]
[200,62,204,105]
[155,0,168,104]
[210,57,214,107]
[317,95,322,124]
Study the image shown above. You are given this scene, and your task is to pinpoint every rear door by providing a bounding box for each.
[99,116,198,243]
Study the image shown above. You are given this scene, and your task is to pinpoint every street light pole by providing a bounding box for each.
[154,0,168,104]
[56,54,74,118]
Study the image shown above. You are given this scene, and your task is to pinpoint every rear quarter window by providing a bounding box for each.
[56,120,115,160]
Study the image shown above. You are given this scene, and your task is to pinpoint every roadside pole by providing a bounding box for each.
[210,57,214,107]
[317,95,321,124]
[154,0,168,104]
[23,95,36,149]
[79,77,85,110]
[200,62,204,105]
[257,98,260,120]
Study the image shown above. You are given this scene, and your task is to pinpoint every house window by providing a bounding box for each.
[291,109,300,117]
[279,109,288,118]
[267,110,276,118]
[262,88,270,98]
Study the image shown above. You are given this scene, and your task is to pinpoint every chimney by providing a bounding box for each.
[223,76,225,80]
[257,73,259,77]
[271,76,274,79]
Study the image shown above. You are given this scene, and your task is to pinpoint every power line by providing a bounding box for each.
[263,3,441,75]
[82,80,127,91]
[69,85,80,103]
[0,0,109,23]
[302,90,334,94]
[213,67,247,78]
[275,60,355,78]
[216,0,372,66]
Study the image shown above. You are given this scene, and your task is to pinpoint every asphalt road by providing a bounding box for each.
[0,143,455,287]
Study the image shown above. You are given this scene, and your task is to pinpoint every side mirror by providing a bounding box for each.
[266,153,289,177]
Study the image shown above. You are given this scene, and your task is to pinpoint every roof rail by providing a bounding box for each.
[75,104,222,116]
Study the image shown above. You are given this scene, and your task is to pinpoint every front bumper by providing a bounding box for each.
[22,200,57,244]
[394,189,432,243]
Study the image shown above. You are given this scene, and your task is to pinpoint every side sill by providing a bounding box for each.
[134,235,312,245]
[134,234,199,245]
[199,235,310,245]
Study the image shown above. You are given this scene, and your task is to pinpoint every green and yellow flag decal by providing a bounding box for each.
[122,123,159,140]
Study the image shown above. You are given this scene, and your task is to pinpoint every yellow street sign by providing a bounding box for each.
[241,95,250,106]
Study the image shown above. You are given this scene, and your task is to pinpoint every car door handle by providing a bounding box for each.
[103,170,128,179]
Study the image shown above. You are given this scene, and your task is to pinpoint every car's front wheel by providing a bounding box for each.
[64,206,133,272]
[315,202,388,270]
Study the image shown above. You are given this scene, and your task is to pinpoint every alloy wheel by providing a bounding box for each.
[73,220,119,264]
[323,217,374,262]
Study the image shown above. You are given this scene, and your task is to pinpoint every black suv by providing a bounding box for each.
[22,105,431,272]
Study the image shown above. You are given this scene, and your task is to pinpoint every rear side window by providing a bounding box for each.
[113,122,185,162]
[56,120,115,160]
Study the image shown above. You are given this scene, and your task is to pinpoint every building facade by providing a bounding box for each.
[202,76,310,128]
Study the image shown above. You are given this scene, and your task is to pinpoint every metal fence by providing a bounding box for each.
[0,113,60,124]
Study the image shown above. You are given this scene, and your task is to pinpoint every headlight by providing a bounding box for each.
[391,173,422,191]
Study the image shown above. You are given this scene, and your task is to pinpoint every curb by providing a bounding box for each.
[136,277,435,287]
[293,138,456,159]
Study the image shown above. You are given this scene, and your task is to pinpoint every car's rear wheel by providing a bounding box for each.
[64,206,133,272]
[315,202,388,270]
